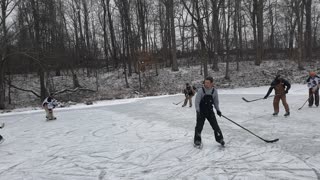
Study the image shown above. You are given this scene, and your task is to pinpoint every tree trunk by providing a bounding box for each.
[252,0,257,54]
[165,0,172,67]
[0,0,8,109]
[312,7,319,48]
[224,0,230,80]
[194,0,208,78]
[31,0,47,101]
[211,0,221,71]
[255,0,263,66]
[268,0,275,50]
[137,0,147,50]
[106,0,118,68]
[101,0,109,71]
[296,0,304,70]
[238,0,243,63]
[234,0,240,71]
[204,0,212,65]
[304,0,312,61]
[169,0,179,71]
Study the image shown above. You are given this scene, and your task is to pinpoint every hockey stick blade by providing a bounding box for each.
[241,97,264,103]
[264,138,279,143]
[242,97,250,102]
[173,100,184,105]
[242,95,275,103]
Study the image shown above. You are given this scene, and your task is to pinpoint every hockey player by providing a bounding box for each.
[264,75,291,116]
[42,94,58,120]
[306,72,320,107]
[194,76,224,148]
[182,83,196,107]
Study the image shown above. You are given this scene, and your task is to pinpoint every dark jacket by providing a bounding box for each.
[184,86,195,96]
[265,78,291,98]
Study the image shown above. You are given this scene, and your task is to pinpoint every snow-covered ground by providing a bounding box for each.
[0,84,319,180]
[5,59,320,109]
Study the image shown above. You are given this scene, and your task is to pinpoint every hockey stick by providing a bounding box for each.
[173,100,184,105]
[221,115,279,143]
[298,94,314,110]
[242,95,275,103]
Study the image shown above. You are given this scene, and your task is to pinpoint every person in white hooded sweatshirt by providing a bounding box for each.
[307,72,320,107]
[42,94,58,120]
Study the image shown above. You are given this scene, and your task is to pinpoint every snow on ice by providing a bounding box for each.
[0,84,319,179]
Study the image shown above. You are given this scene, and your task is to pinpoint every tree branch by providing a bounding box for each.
[181,0,198,22]
[8,83,41,98]
[53,87,96,95]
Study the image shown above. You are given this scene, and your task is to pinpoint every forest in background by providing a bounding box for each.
[1,0,320,109]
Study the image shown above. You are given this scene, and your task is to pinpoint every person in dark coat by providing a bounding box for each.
[264,75,291,116]
[182,83,196,107]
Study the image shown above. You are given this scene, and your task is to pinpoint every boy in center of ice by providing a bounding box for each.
[194,76,224,147]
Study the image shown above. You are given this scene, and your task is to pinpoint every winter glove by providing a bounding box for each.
[217,111,222,117]
[285,89,289,94]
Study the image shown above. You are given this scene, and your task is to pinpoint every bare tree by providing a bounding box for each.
[137,0,147,50]
[267,0,275,50]
[100,0,110,71]
[282,0,298,59]
[304,0,312,61]
[256,0,263,65]
[106,0,118,69]
[238,3,244,65]
[0,0,20,108]
[312,5,320,48]
[169,0,178,71]
[234,0,240,71]
[223,0,232,80]
[177,4,188,54]
[116,0,133,88]
[295,0,305,70]
[182,0,209,78]
[30,0,47,101]
[211,0,223,71]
